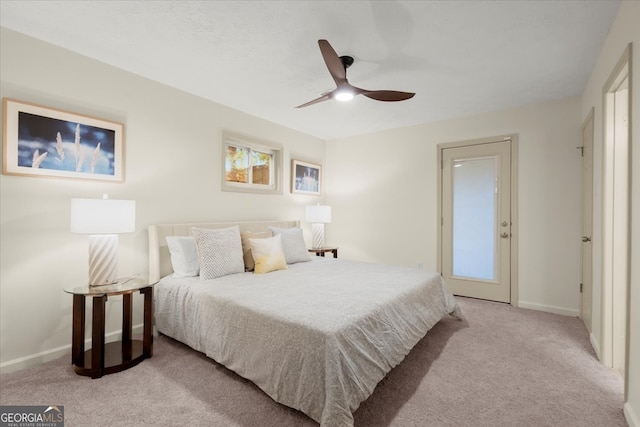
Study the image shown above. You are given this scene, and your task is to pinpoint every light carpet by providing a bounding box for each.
[0,297,626,426]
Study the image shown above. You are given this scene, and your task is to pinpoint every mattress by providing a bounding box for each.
[154,257,460,426]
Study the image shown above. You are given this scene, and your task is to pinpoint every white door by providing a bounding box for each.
[580,109,594,332]
[441,140,512,303]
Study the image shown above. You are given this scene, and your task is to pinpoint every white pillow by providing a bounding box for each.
[249,234,288,274]
[268,226,311,264]
[192,226,245,280]
[166,236,199,277]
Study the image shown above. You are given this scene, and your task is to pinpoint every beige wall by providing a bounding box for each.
[325,96,583,316]
[580,1,639,425]
[0,28,325,370]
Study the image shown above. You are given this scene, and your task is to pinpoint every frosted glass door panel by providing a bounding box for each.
[452,158,496,280]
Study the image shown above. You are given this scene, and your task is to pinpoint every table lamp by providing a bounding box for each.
[305,204,331,249]
[70,195,136,286]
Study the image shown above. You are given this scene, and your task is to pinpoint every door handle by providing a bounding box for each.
[582,236,591,242]
[500,232,509,238]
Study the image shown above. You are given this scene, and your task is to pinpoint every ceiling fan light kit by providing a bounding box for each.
[335,89,354,102]
[296,39,415,108]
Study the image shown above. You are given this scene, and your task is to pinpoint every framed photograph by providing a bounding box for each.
[2,98,125,182]
[291,159,321,195]
[222,131,283,195]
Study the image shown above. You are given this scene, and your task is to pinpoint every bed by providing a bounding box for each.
[149,220,460,427]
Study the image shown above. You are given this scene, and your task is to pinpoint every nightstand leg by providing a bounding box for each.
[91,295,106,379]
[122,293,132,342]
[141,287,153,358]
[122,293,133,361]
[71,294,85,366]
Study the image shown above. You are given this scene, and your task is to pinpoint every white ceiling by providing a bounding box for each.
[0,1,620,140]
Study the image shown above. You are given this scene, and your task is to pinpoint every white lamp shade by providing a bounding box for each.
[305,205,332,223]
[71,198,136,234]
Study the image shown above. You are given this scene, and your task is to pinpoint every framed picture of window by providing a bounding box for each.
[222,131,283,194]
[291,159,321,196]
[2,98,125,182]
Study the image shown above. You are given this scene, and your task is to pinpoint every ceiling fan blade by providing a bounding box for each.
[318,39,347,85]
[358,89,416,102]
[295,92,333,108]
[301,40,416,107]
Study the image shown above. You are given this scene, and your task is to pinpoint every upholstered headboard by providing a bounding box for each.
[148,220,300,283]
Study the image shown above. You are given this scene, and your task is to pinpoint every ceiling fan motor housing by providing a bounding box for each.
[340,55,354,70]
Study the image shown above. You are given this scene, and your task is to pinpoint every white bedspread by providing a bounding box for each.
[154,257,460,426]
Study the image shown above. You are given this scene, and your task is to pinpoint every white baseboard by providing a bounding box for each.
[517,300,579,317]
[589,332,602,360]
[0,324,144,374]
[0,343,72,375]
[626,402,640,427]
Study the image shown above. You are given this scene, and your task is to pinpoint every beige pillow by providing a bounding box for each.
[249,234,288,274]
[240,230,271,271]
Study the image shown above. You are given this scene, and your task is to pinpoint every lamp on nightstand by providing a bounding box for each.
[71,195,136,286]
[305,204,331,249]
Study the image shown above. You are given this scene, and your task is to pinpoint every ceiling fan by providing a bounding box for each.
[296,39,416,108]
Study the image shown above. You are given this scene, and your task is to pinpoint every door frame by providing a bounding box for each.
[600,43,631,398]
[580,107,594,333]
[437,134,519,305]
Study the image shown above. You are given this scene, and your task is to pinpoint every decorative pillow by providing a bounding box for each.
[240,230,271,271]
[249,234,288,274]
[166,236,200,277]
[192,226,245,280]
[268,226,311,264]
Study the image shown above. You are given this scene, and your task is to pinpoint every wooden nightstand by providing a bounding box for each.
[64,278,154,379]
[308,247,338,258]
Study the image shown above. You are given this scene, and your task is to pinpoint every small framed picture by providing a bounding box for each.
[291,159,321,196]
[2,98,125,182]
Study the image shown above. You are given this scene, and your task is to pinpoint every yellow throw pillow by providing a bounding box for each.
[249,234,288,274]
[240,230,271,271]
